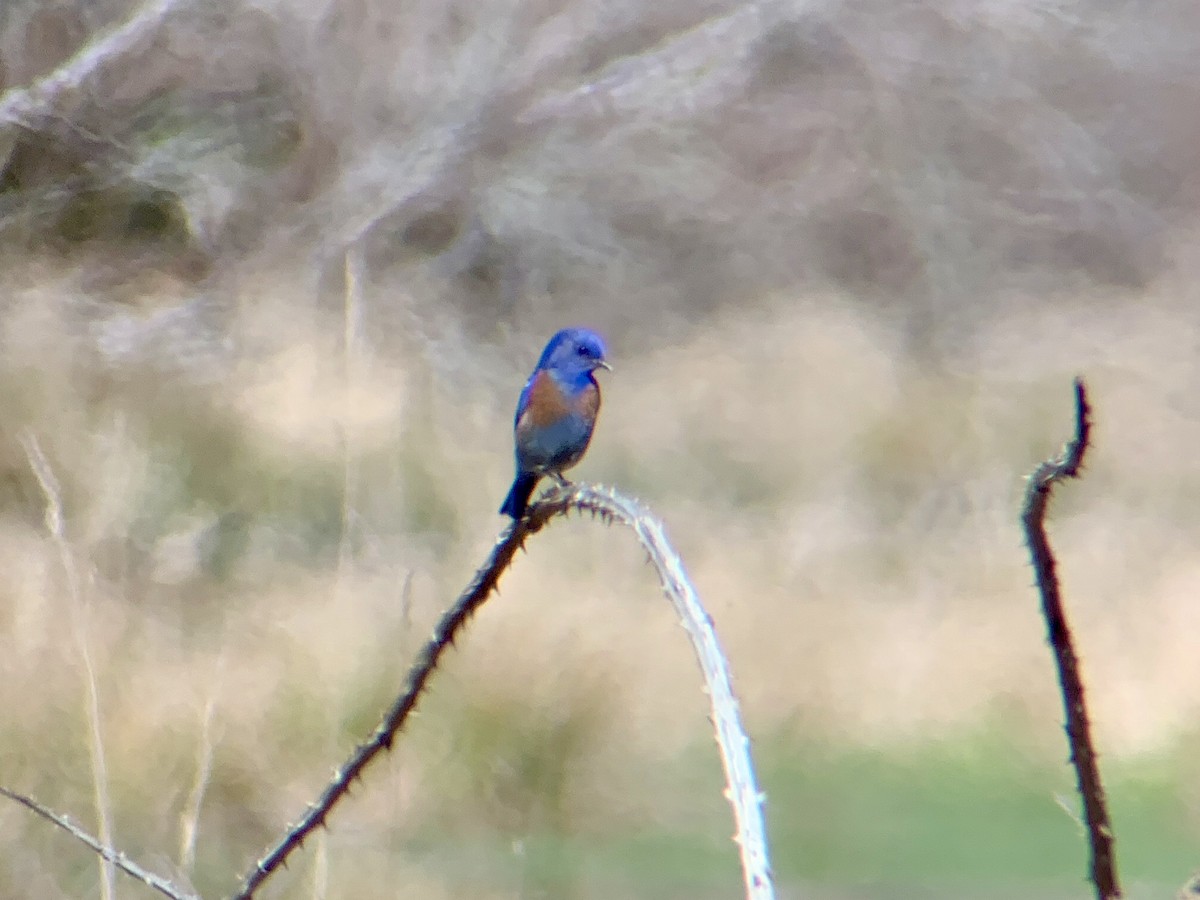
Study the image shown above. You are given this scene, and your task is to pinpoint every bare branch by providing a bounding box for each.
[0,787,198,900]
[520,3,793,128]
[1021,379,1120,900]
[234,483,774,900]
[0,0,186,150]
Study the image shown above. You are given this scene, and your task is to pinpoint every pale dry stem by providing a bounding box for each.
[336,245,367,599]
[20,431,117,900]
[179,680,222,875]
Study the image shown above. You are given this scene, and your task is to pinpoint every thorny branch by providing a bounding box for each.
[234,483,773,900]
[1021,378,1120,900]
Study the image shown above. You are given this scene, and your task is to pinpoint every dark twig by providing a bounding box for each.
[1021,378,1120,900]
[234,483,773,899]
[231,516,538,898]
[0,787,197,900]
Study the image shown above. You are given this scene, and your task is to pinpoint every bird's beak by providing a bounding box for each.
[596,360,613,372]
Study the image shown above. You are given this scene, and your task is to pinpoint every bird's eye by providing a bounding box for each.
[577,345,590,357]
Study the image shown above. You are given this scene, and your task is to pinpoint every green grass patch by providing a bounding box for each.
[398,733,1196,898]
[759,734,1196,896]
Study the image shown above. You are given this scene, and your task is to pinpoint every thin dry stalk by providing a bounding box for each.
[335,245,366,598]
[0,787,197,900]
[179,686,221,874]
[234,483,773,900]
[1020,379,1120,900]
[309,829,329,900]
[21,432,116,900]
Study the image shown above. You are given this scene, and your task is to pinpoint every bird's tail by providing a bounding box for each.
[499,472,540,519]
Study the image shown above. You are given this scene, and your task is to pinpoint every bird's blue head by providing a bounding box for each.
[536,327,611,376]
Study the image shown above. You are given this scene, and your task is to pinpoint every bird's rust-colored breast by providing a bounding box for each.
[574,377,601,421]
[520,370,571,429]
[519,370,600,430]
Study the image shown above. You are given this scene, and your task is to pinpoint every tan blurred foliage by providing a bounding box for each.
[1,0,1199,896]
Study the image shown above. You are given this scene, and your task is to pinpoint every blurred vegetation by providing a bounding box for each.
[1,0,1199,897]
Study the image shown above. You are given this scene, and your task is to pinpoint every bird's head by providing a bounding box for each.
[538,327,611,376]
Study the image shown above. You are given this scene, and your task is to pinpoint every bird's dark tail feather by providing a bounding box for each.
[500,472,540,519]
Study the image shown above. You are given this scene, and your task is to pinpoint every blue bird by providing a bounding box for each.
[500,328,611,519]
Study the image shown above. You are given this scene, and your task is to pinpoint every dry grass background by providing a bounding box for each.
[2,0,1200,897]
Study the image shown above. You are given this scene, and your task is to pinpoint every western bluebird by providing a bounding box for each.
[499,328,611,519]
